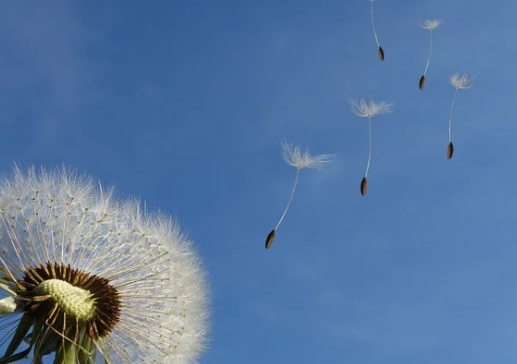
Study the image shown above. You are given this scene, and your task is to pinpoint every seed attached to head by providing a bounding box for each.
[447,142,454,159]
[378,46,385,61]
[360,177,368,196]
[419,75,426,90]
[265,229,276,249]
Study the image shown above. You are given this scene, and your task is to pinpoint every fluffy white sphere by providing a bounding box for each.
[0,166,209,363]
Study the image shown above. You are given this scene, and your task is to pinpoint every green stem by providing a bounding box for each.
[77,334,96,364]
[55,341,77,364]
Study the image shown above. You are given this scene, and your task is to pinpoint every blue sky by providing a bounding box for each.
[0,1,516,363]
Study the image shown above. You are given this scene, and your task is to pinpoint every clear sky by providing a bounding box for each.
[0,1,516,363]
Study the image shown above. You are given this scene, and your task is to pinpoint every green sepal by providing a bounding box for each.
[32,326,58,363]
[0,347,32,364]
[30,314,48,363]
[0,312,44,364]
[0,313,33,360]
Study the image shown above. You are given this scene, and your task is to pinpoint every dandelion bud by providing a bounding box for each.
[447,142,454,159]
[360,176,368,196]
[419,75,426,90]
[265,229,276,249]
[378,46,384,61]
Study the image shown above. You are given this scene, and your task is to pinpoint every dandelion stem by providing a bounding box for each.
[423,30,433,76]
[54,340,77,364]
[370,1,380,47]
[448,88,458,143]
[274,167,300,231]
[365,116,373,178]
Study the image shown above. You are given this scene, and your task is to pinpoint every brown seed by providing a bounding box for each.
[360,177,368,196]
[419,75,426,90]
[265,229,276,249]
[378,46,384,61]
[447,142,454,159]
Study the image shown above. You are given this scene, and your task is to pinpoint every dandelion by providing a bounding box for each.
[265,141,332,250]
[447,73,476,159]
[0,167,209,364]
[349,98,393,196]
[369,0,385,61]
[419,19,442,90]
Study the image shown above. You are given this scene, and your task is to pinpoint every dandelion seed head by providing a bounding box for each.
[0,166,209,364]
[421,19,442,30]
[450,73,476,89]
[349,98,393,118]
[281,141,333,169]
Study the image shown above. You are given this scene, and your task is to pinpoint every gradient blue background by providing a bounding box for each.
[0,1,515,363]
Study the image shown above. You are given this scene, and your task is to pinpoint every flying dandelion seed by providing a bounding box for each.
[0,167,209,364]
[265,142,332,250]
[419,19,442,90]
[447,73,476,159]
[349,98,393,196]
[369,0,385,61]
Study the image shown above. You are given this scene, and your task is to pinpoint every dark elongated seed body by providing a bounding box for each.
[378,46,384,61]
[265,229,276,249]
[360,177,368,196]
[419,75,426,90]
[447,142,454,159]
